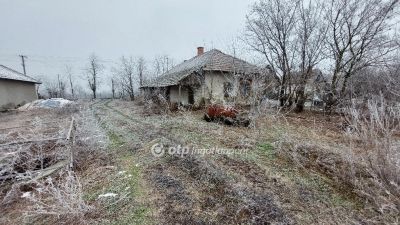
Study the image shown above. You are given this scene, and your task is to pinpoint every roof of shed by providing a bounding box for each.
[142,49,258,88]
[0,64,41,84]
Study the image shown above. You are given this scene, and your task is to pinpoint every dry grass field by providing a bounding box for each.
[0,100,398,224]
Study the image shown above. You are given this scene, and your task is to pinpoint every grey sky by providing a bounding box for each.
[0,0,256,92]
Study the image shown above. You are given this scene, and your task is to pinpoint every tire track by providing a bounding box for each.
[91,100,292,224]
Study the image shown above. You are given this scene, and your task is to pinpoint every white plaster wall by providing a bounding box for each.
[202,71,234,104]
[0,79,38,110]
[169,85,189,105]
[193,85,204,106]
[166,72,237,106]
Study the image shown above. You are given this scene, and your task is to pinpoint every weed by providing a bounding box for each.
[257,142,276,159]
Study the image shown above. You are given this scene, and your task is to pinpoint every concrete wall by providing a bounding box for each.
[169,71,237,106]
[145,71,238,106]
[199,71,234,105]
[169,85,190,105]
[0,79,38,111]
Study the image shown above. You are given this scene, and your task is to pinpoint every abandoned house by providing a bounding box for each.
[141,47,259,106]
[289,69,332,107]
[0,64,41,111]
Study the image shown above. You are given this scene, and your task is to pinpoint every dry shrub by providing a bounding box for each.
[193,97,206,110]
[143,91,171,115]
[135,95,146,106]
[54,103,80,115]
[0,118,68,183]
[1,104,109,215]
[169,102,179,111]
[344,98,400,219]
[276,98,400,223]
[1,105,108,182]
[23,170,92,224]
[72,108,110,171]
[13,141,66,173]
[1,182,27,205]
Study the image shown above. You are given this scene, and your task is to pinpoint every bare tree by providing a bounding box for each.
[111,78,116,99]
[65,65,75,100]
[153,55,175,76]
[383,62,400,98]
[294,1,328,112]
[74,85,90,99]
[57,74,66,99]
[45,80,59,98]
[116,56,136,101]
[245,0,300,107]
[352,59,400,102]
[43,76,65,98]
[325,0,399,109]
[137,57,146,88]
[85,54,103,99]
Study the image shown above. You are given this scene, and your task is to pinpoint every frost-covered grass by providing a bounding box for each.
[6,99,394,224]
[99,100,375,224]
[0,102,111,225]
[87,101,153,225]
[23,170,91,222]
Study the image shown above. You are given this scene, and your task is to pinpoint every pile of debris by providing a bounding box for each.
[18,98,73,111]
[204,105,250,127]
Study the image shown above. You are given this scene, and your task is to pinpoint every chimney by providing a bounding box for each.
[197,47,204,56]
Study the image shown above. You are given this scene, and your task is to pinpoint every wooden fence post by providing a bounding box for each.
[66,117,76,170]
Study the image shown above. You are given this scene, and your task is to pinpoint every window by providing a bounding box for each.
[240,78,252,97]
[224,82,233,98]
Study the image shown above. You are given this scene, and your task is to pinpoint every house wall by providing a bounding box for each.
[197,71,234,105]
[169,85,190,105]
[193,85,204,105]
[143,71,240,106]
[0,79,38,111]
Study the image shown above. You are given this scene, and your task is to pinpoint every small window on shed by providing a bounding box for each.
[224,82,233,98]
[240,78,252,98]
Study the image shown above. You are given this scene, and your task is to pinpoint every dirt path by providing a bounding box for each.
[91,100,366,225]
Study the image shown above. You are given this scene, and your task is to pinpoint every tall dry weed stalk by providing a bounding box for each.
[23,170,91,223]
[345,97,400,219]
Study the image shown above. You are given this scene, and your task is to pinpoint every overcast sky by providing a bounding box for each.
[0,0,256,92]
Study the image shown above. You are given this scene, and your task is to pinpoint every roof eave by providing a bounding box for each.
[0,77,41,84]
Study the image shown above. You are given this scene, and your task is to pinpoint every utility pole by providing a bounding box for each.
[111,78,115,99]
[58,74,61,98]
[19,55,27,75]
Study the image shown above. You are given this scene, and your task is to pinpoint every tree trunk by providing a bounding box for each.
[295,87,306,113]
[279,80,287,107]
[93,86,96,99]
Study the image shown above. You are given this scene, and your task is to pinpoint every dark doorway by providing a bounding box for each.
[188,87,194,105]
[166,87,170,102]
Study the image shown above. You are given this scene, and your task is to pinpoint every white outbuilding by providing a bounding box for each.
[0,64,41,111]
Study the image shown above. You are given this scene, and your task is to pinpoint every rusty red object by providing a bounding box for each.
[206,105,238,119]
